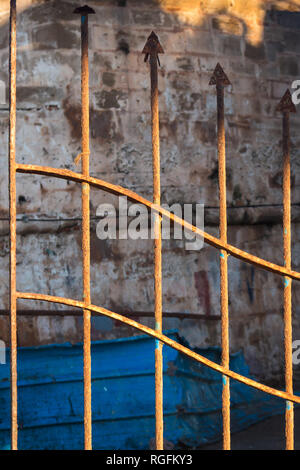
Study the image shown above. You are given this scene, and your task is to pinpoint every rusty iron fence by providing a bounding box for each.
[7,1,300,451]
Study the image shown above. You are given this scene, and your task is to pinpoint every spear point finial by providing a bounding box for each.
[276,89,296,114]
[209,63,231,86]
[73,5,96,15]
[142,31,164,64]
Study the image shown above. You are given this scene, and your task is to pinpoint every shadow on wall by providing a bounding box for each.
[0,0,299,136]
[158,0,300,45]
[0,0,299,91]
[1,0,300,39]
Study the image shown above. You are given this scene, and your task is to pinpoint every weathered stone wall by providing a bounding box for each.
[0,0,300,382]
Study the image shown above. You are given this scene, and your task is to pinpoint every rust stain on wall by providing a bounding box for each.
[63,98,81,141]
[194,271,211,316]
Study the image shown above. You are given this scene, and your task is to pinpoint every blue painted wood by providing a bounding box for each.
[0,331,287,449]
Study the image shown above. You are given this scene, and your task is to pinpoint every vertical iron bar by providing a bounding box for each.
[217,83,230,452]
[209,64,231,450]
[9,0,17,451]
[143,32,164,450]
[276,90,296,450]
[74,5,95,450]
[283,111,293,450]
[151,52,163,451]
[82,16,91,452]
[81,12,92,452]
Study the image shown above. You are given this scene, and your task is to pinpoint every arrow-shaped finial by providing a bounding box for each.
[276,89,296,114]
[142,31,164,64]
[73,4,96,14]
[209,63,231,86]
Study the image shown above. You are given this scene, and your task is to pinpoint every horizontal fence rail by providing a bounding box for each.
[16,164,300,280]
[13,291,300,406]
[8,0,300,451]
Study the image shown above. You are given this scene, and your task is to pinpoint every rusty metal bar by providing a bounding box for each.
[16,291,300,406]
[143,31,164,451]
[276,90,297,450]
[16,163,300,281]
[9,0,17,451]
[209,63,231,450]
[74,4,95,450]
[283,106,293,451]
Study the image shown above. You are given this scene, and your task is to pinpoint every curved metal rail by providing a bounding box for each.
[16,291,300,405]
[16,163,300,281]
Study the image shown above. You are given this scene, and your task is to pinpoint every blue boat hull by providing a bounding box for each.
[0,331,287,449]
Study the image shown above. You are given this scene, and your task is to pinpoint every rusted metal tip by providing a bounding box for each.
[276,89,296,113]
[142,31,164,59]
[73,5,96,14]
[209,63,231,86]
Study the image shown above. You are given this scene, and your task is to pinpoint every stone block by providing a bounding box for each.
[245,42,266,61]
[220,36,242,57]
[212,15,243,36]
[279,56,299,76]
[32,23,79,50]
